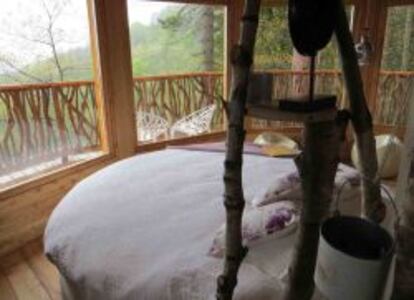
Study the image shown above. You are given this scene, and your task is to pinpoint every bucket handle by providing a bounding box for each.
[333,178,401,233]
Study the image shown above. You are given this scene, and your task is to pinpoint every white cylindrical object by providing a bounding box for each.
[315,216,393,300]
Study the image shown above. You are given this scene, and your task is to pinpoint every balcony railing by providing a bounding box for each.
[250,70,345,129]
[0,81,100,178]
[375,71,414,126]
[0,70,412,182]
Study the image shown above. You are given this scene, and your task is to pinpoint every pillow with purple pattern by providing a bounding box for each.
[208,201,298,258]
[251,164,360,207]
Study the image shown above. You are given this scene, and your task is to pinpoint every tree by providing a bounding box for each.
[382,7,414,71]
[0,0,84,83]
[158,5,223,72]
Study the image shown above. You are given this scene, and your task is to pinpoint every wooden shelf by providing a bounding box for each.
[247,103,337,123]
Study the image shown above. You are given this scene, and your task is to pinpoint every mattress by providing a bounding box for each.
[44,149,363,300]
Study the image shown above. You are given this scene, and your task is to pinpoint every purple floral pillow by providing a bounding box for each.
[252,164,361,207]
[251,171,302,207]
[208,201,298,258]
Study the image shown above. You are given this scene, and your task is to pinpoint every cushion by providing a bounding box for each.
[261,145,300,157]
[351,134,403,179]
[253,132,298,149]
[208,201,298,258]
[252,164,361,207]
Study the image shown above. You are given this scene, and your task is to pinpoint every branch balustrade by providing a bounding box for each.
[0,81,99,177]
[375,71,414,126]
[0,70,411,178]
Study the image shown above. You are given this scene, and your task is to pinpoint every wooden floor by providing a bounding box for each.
[0,239,61,300]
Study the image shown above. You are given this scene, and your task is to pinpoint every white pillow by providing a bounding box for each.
[252,164,361,207]
[208,201,298,258]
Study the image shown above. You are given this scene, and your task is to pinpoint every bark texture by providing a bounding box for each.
[216,1,261,300]
[283,112,349,300]
[334,0,384,222]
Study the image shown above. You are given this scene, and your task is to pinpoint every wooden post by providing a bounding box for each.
[217,1,261,299]
[334,0,384,222]
[392,86,414,300]
[224,0,245,130]
[87,0,137,159]
[283,112,349,300]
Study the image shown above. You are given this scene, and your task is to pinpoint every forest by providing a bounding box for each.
[0,3,412,85]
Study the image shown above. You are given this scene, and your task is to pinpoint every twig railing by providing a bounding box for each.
[375,71,414,126]
[0,81,100,176]
[133,72,224,130]
[250,69,345,129]
[0,70,411,177]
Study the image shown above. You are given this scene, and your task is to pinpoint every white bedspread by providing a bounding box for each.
[44,150,314,300]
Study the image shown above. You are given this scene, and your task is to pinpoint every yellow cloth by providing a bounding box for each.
[261,145,299,157]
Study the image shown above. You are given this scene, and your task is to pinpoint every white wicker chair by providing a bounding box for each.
[170,104,216,138]
[136,111,169,142]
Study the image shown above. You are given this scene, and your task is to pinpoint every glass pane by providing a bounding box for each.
[0,0,101,189]
[252,5,353,129]
[128,1,225,144]
[375,6,414,126]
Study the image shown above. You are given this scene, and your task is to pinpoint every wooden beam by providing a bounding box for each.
[88,0,137,159]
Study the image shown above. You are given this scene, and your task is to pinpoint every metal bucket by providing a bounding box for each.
[315,215,394,300]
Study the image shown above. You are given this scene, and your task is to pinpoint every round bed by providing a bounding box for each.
[45,149,300,300]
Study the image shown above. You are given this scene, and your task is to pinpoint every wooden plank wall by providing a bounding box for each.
[0,156,114,256]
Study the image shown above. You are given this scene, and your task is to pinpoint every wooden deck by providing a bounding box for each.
[0,239,60,300]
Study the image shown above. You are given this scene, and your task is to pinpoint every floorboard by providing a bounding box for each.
[0,239,60,300]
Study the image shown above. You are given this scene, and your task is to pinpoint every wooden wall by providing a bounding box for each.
[0,157,113,256]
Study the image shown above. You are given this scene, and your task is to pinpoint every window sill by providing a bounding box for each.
[0,152,115,201]
[136,130,227,153]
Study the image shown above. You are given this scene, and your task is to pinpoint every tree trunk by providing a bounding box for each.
[334,0,384,222]
[216,1,261,299]
[199,6,215,71]
[391,85,414,300]
[283,112,349,300]
[291,49,310,96]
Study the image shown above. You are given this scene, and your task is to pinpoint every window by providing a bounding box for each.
[251,5,354,129]
[0,0,102,189]
[375,5,414,126]
[127,1,225,144]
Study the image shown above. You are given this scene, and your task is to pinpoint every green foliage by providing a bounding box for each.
[1,4,413,85]
[255,6,293,70]
[382,7,414,71]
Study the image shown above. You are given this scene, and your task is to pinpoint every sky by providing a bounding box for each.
[0,0,172,65]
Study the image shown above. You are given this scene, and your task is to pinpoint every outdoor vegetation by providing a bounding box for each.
[0,2,413,84]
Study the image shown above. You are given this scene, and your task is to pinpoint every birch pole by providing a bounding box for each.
[283,112,349,300]
[216,1,261,299]
[391,91,414,300]
[334,0,384,222]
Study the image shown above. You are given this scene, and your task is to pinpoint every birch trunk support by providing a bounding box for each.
[392,90,414,300]
[283,112,349,300]
[334,0,384,222]
[216,1,261,299]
